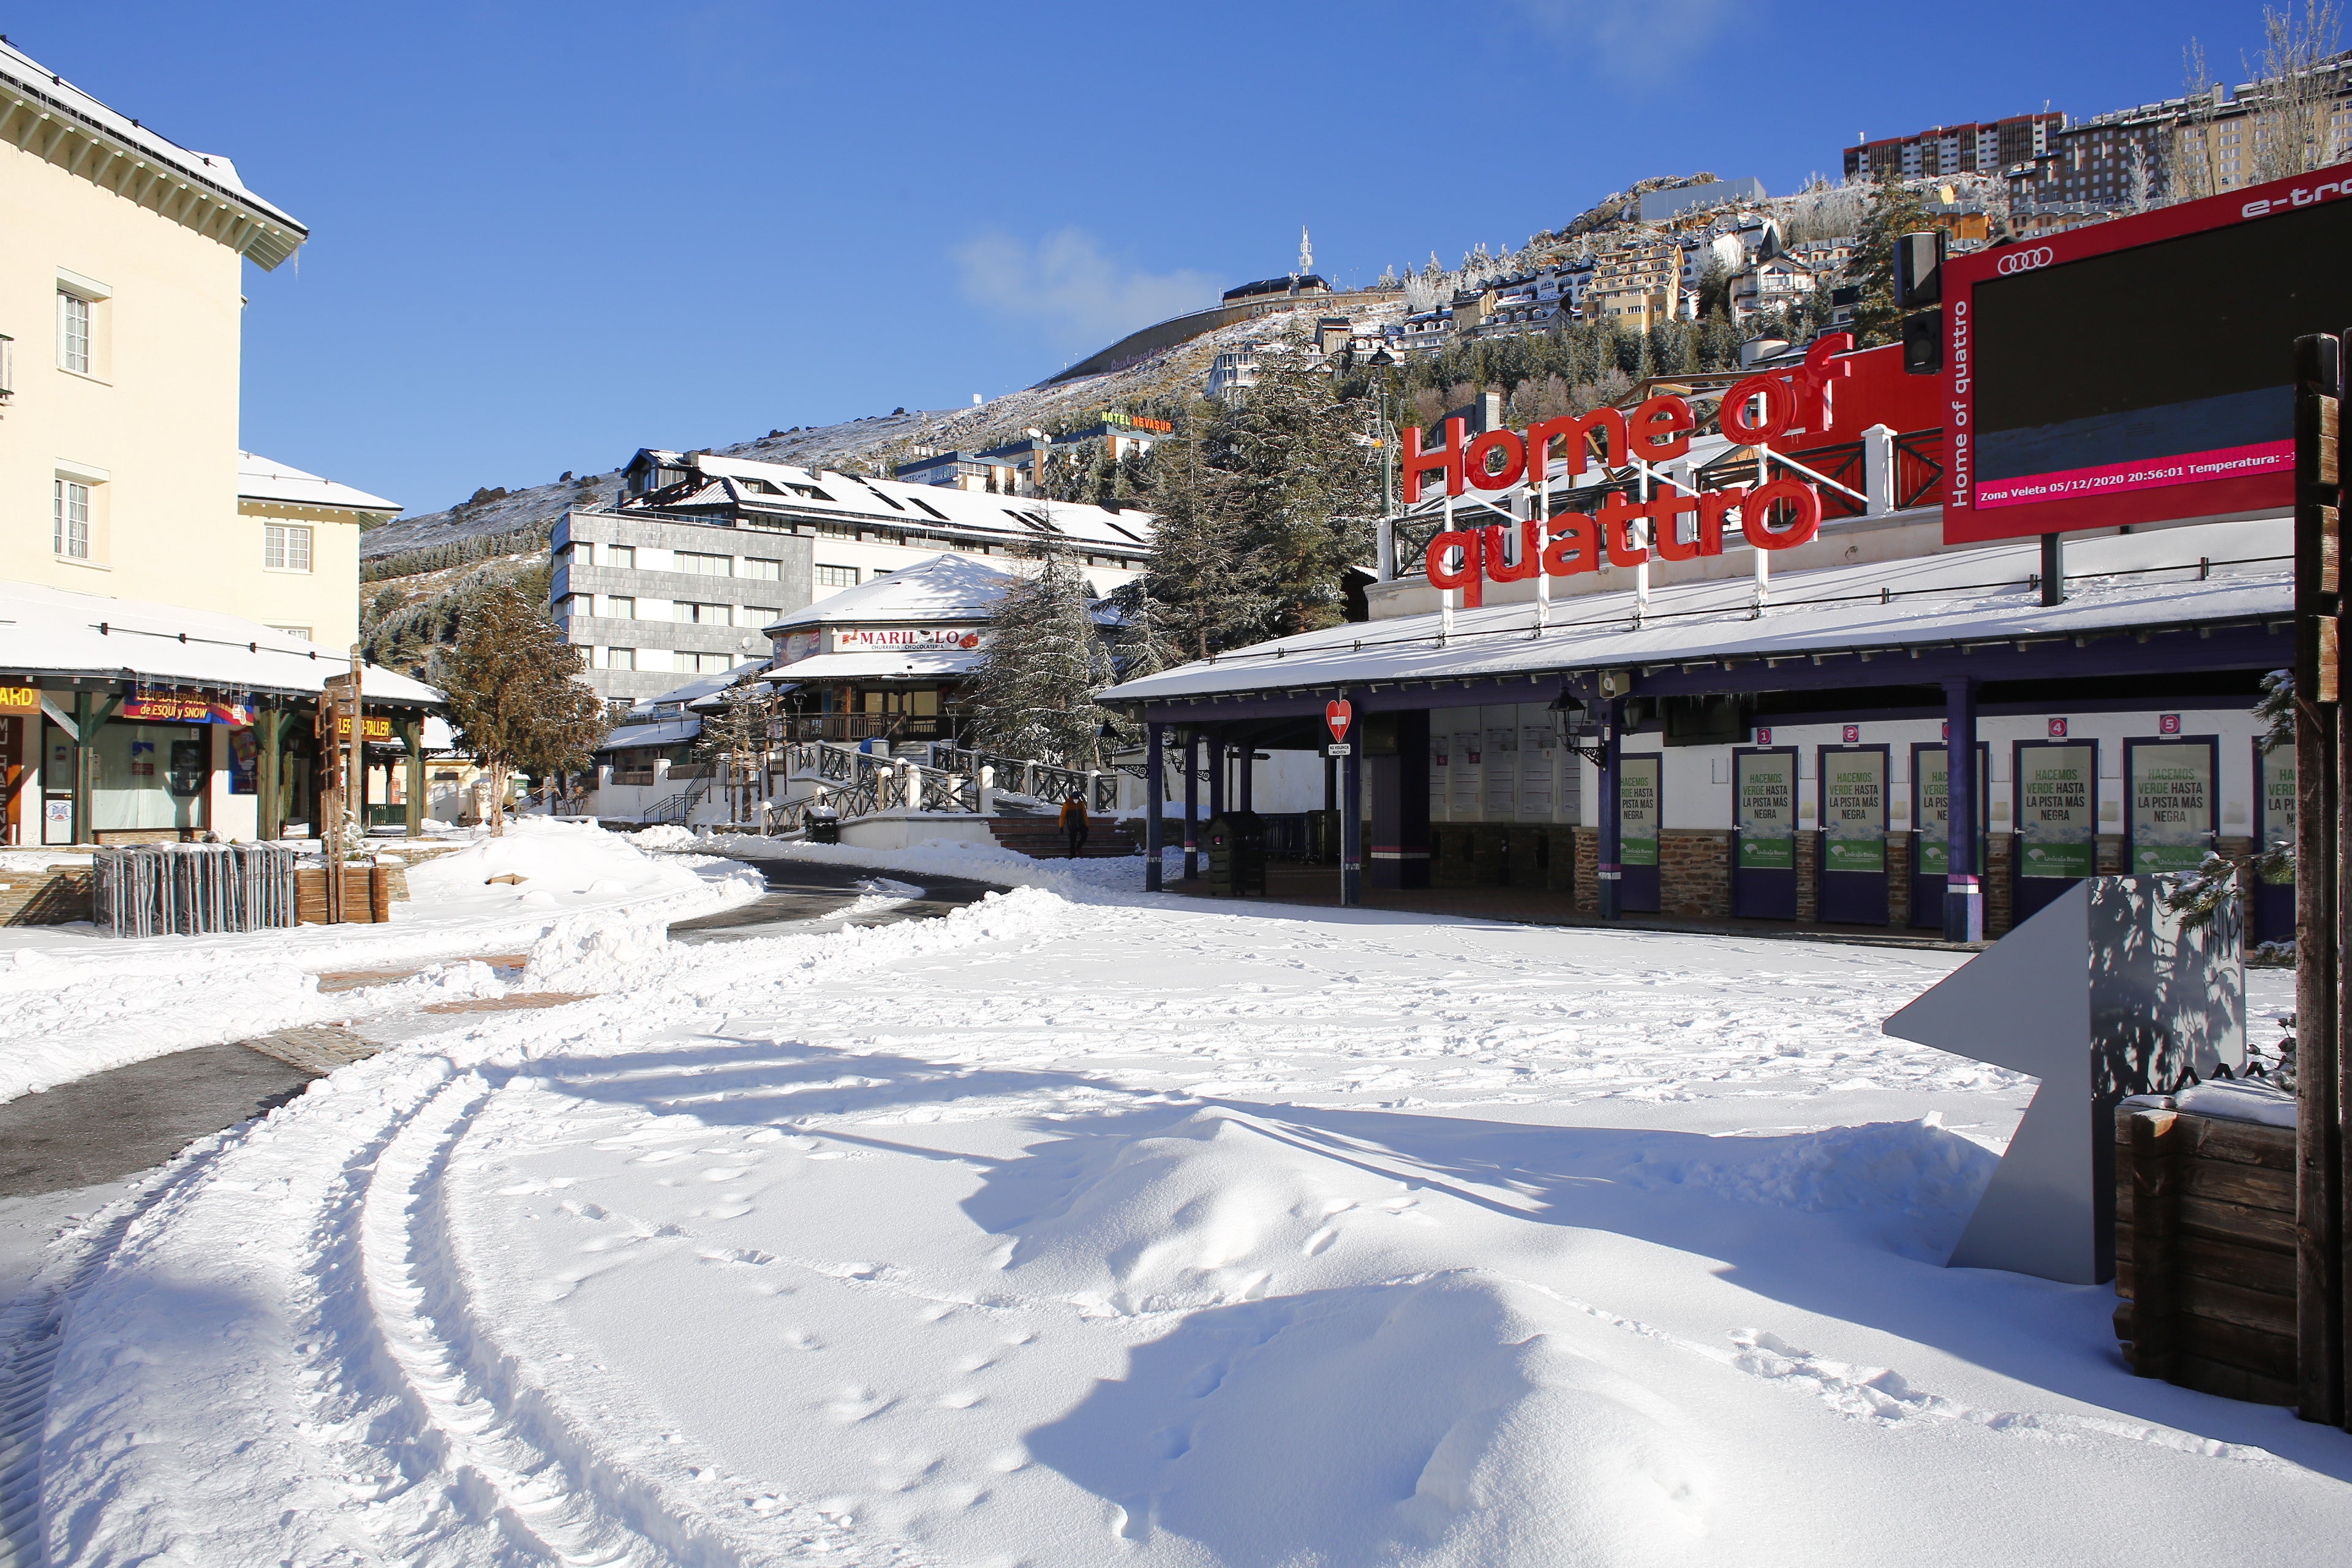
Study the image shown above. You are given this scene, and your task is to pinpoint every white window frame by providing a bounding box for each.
[54,477,91,558]
[56,290,91,374]
[607,647,636,671]
[268,624,314,642]
[264,522,314,573]
[676,550,734,577]
[605,595,636,620]
[606,544,635,569]
[815,563,859,587]
[742,556,783,581]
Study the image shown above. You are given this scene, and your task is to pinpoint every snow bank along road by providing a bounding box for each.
[4,840,2343,1566]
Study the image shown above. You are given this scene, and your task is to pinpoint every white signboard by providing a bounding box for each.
[830,627,984,652]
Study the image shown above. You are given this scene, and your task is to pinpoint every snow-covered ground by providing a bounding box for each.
[0,818,765,1104]
[6,835,2338,1567]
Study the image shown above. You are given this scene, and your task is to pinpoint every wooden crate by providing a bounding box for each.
[2114,1101,2297,1405]
[295,865,394,925]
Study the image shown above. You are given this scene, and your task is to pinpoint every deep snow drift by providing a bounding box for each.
[5,839,2340,1567]
[0,818,764,1104]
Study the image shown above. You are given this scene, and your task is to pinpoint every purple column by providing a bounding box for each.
[1945,677,1983,941]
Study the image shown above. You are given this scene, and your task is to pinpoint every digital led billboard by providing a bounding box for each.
[1943,170,2352,543]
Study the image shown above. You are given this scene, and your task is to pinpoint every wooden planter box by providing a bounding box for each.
[295,864,395,924]
[2113,1099,2297,1405]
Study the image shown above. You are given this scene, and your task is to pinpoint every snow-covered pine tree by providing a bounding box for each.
[963,555,1120,771]
[1141,398,1269,657]
[430,580,609,835]
[694,679,778,825]
[1850,170,1935,349]
[1214,325,1381,639]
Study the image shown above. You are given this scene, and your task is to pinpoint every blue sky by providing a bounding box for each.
[4,1,2288,517]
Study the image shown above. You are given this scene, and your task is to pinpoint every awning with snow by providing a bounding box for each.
[596,718,702,752]
[1099,518,2294,718]
[0,578,441,707]
[760,649,983,682]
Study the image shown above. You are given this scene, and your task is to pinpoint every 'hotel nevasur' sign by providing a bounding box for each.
[1408,337,1854,605]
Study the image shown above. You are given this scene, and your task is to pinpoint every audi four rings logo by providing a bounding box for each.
[1996,246,2057,274]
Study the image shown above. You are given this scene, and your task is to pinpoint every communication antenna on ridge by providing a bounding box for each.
[1297,225,1313,277]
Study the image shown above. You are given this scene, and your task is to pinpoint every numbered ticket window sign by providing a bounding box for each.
[1819,747,1887,874]
[1735,748,1797,870]
[2258,743,2296,884]
[1619,755,1660,868]
[1913,744,1988,875]
[2015,741,2098,879]
[2125,737,2217,875]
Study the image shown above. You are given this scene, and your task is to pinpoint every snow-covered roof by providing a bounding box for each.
[0,40,306,270]
[1102,518,2293,705]
[632,449,1156,555]
[764,649,984,683]
[236,452,401,516]
[0,579,440,705]
[638,662,770,707]
[767,554,1022,631]
[597,718,701,752]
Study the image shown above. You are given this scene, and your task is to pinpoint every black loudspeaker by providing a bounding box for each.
[1902,309,1943,374]
[1893,230,1945,309]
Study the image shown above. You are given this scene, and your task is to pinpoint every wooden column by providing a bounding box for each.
[258,710,282,840]
[1144,722,1164,893]
[402,717,424,837]
[1182,731,1199,881]
[2293,330,2346,1427]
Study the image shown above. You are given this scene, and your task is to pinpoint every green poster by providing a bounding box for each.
[2128,742,2212,875]
[1619,755,1659,867]
[1736,752,1795,870]
[1916,747,1984,876]
[1918,748,1953,875]
[2018,744,2096,879]
[1820,752,1885,875]
[2261,747,2296,883]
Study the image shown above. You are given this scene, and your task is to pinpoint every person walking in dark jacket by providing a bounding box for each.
[1060,795,1090,858]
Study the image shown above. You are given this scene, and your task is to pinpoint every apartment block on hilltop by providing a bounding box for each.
[1583,244,1683,330]
[1845,113,2064,183]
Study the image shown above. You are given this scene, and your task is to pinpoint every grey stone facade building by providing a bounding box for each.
[551,510,815,706]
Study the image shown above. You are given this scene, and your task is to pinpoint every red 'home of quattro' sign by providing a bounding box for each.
[1404,339,1847,606]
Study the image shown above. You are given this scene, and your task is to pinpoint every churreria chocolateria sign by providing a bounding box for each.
[1401,337,1851,606]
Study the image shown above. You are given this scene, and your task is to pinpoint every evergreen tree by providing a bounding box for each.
[1140,398,1268,657]
[1850,170,1934,348]
[963,556,1121,771]
[429,580,609,835]
[694,679,779,825]
[1215,330,1381,638]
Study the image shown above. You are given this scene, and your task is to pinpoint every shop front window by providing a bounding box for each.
[91,722,207,831]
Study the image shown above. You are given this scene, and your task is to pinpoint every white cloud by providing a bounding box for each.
[1504,0,1741,69]
[951,228,1221,353]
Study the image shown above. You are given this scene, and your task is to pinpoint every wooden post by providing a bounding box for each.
[2293,330,2346,1427]
[258,710,282,840]
[72,692,93,845]
[2124,1105,2183,1382]
[402,717,424,837]
[1144,722,1164,893]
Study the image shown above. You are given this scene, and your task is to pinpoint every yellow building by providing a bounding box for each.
[0,41,427,850]
[0,39,391,640]
[236,452,400,649]
[1584,245,1683,331]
